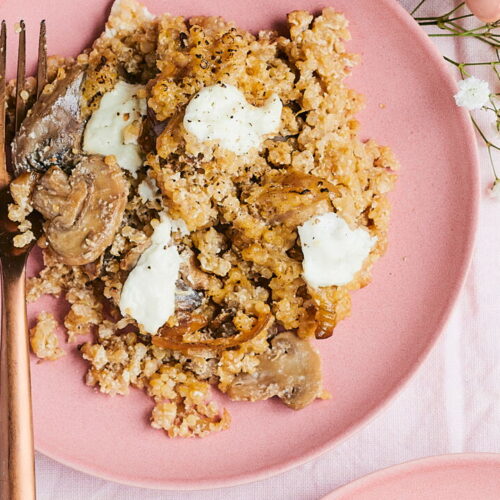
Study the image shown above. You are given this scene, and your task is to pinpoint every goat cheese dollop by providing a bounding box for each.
[183,83,282,155]
[298,212,377,288]
[119,216,181,334]
[83,81,146,175]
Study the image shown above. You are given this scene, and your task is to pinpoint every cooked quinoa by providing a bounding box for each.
[12,0,397,438]
[30,312,65,361]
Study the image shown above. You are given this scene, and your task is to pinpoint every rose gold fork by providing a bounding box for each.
[0,20,47,500]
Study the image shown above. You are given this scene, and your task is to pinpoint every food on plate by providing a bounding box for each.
[9,0,398,437]
[31,156,129,265]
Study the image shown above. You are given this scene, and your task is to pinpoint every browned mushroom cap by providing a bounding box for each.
[226,331,323,410]
[32,155,128,265]
[12,66,85,176]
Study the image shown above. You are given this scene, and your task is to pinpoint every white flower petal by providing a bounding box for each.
[454,76,491,111]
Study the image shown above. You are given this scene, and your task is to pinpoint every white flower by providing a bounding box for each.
[454,76,491,110]
[489,179,500,199]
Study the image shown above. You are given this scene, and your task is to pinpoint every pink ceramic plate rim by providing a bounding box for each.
[323,453,500,499]
[31,0,480,491]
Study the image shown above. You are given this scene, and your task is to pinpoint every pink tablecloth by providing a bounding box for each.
[35,1,500,498]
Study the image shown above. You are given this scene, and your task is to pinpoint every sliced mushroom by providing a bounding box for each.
[12,66,85,176]
[247,172,337,227]
[226,331,323,410]
[179,249,211,290]
[175,279,204,312]
[32,155,128,265]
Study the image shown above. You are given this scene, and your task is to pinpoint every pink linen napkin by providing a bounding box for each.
[35,1,500,498]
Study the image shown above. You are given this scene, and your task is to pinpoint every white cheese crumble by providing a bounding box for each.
[119,216,181,334]
[136,179,189,236]
[170,218,190,237]
[183,83,282,155]
[298,212,377,288]
[83,81,146,175]
[138,177,160,203]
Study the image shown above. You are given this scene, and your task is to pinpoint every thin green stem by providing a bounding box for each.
[429,33,500,48]
[443,56,500,67]
[471,115,500,152]
[415,13,473,23]
[443,58,469,77]
[448,22,491,33]
[419,14,500,48]
[428,32,490,37]
[447,21,500,47]
[443,55,457,64]
[490,97,499,114]
[462,61,499,66]
[494,50,500,79]
[442,2,466,19]
[445,13,473,22]
[487,145,498,180]
[411,0,427,16]
[466,61,500,66]
[443,55,461,68]
[415,6,500,47]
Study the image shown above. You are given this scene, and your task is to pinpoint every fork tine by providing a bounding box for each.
[36,20,46,99]
[14,20,26,133]
[0,20,8,189]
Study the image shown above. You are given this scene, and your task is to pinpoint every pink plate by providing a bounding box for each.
[323,453,500,500]
[3,0,478,490]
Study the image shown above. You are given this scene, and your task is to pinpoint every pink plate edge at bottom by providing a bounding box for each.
[27,0,480,491]
[323,453,500,500]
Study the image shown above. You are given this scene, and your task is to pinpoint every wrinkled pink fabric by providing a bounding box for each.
[36,1,500,498]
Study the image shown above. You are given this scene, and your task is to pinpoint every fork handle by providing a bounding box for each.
[0,261,36,500]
